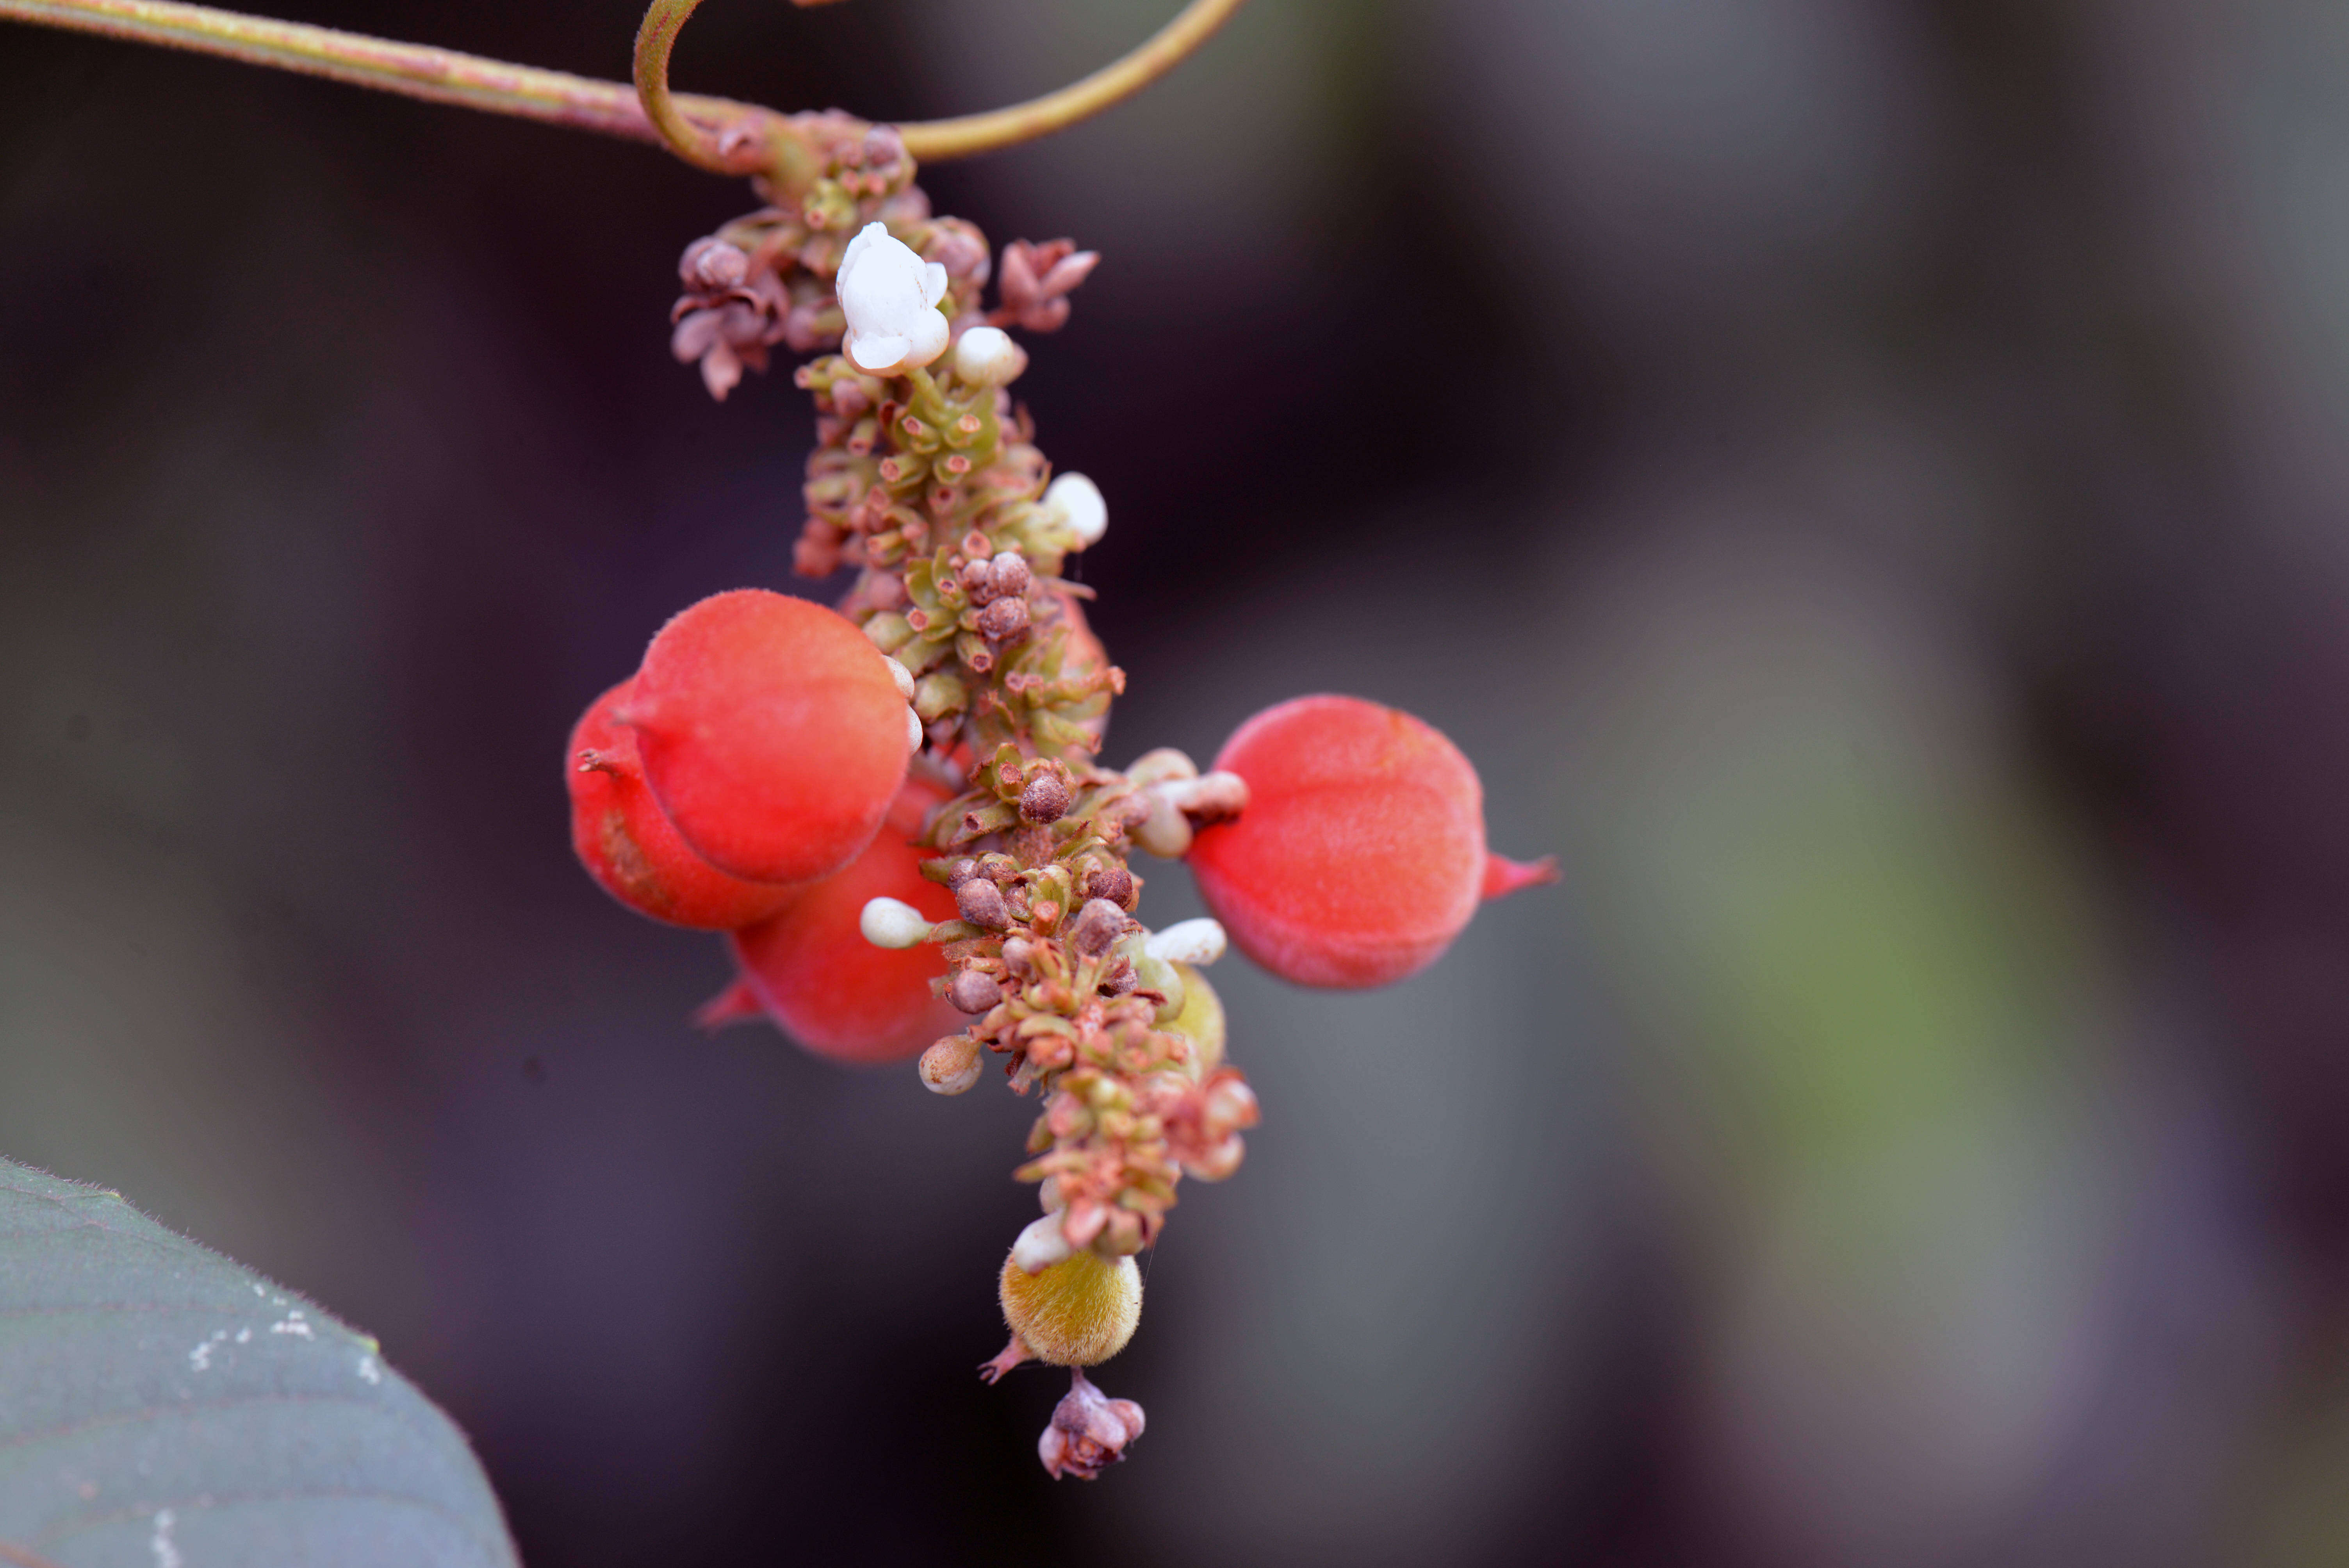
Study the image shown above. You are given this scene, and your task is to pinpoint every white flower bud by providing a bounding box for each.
[884,655,916,699]
[1012,1213,1074,1275]
[860,896,934,949]
[905,705,923,752]
[837,221,950,376]
[953,325,1028,387]
[1145,918,1227,967]
[1123,748,1197,788]
[1042,472,1107,548]
[1132,791,1194,858]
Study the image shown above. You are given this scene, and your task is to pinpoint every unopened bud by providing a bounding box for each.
[1205,1074,1260,1131]
[960,556,997,602]
[882,655,916,699]
[945,857,980,888]
[905,706,924,752]
[860,897,934,948]
[956,877,1011,929]
[680,236,749,290]
[1068,897,1129,956]
[988,551,1032,600]
[1145,918,1227,967]
[1012,1213,1073,1274]
[953,324,1028,386]
[1160,770,1249,821]
[947,968,1004,1014]
[1124,748,1196,788]
[977,595,1031,643]
[1084,864,1135,908]
[1019,774,1071,824]
[1182,1133,1246,1182]
[1038,1370,1145,1481]
[1132,793,1193,858]
[919,1033,984,1095]
[1001,935,1038,976]
[1043,472,1107,548]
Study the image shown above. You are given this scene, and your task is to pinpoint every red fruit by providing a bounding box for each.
[713,780,963,1064]
[1187,694,1554,989]
[568,680,804,930]
[627,589,911,884]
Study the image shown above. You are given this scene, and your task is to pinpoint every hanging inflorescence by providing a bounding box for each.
[569,116,1553,1479]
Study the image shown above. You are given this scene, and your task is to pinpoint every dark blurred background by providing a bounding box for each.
[6,0,2349,1563]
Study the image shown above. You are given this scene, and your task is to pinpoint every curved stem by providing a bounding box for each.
[0,0,781,152]
[897,0,1247,162]
[3,0,1248,172]
[634,0,1247,170]
[633,0,732,174]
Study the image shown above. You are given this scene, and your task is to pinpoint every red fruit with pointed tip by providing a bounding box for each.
[713,779,962,1064]
[627,589,910,884]
[568,680,805,930]
[1187,694,1555,989]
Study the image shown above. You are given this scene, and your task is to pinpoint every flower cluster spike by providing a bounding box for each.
[603,118,1550,1481]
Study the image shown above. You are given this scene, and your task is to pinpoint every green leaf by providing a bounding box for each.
[0,1159,517,1568]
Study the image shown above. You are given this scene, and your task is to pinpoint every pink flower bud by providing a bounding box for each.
[1038,1371,1145,1481]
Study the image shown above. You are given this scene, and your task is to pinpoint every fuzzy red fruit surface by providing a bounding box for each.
[1188,694,1494,989]
[568,681,805,930]
[723,780,962,1064]
[629,589,909,884]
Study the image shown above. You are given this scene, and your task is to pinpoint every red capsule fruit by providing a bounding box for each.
[625,589,911,884]
[706,779,963,1064]
[1186,694,1555,989]
[567,680,805,930]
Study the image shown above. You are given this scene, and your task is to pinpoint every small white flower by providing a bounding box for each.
[1042,472,1107,548]
[837,221,950,375]
[1012,1213,1074,1274]
[953,325,1029,387]
[860,896,935,949]
[1145,918,1228,967]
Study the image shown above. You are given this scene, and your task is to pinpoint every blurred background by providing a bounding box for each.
[5,0,2349,1562]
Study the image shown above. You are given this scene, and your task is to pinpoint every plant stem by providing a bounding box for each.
[895,0,1248,162]
[1,0,1248,173]
[0,0,782,157]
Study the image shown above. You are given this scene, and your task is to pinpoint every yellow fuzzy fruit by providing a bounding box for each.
[999,1247,1142,1367]
[1167,962,1226,1079]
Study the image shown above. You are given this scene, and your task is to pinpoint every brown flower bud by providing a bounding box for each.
[988,551,1032,600]
[1083,865,1135,909]
[918,1033,984,1095]
[977,595,1031,643]
[957,877,1011,929]
[1019,774,1071,824]
[1001,935,1038,976]
[944,857,980,889]
[1068,898,1128,956]
[947,968,1004,1014]
[961,556,998,602]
